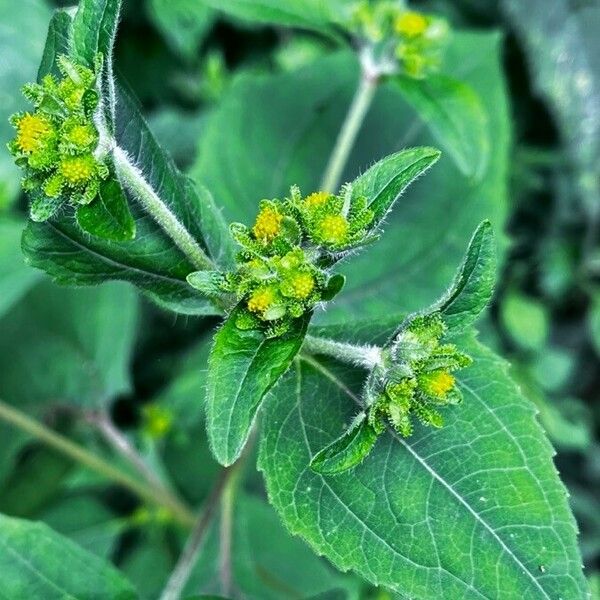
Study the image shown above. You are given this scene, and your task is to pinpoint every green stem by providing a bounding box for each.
[219,464,242,596]
[0,399,195,528]
[159,468,237,600]
[320,74,379,193]
[303,334,382,369]
[112,145,214,271]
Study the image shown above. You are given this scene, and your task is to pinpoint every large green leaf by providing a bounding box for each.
[0,513,137,599]
[0,216,40,318]
[193,32,509,324]
[0,0,51,208]
[0,281,138,409]
[258,328,587,598]
[21,8,229,314]
[394,74,489,180]
[198,0,345,36]
[207,309,310,465]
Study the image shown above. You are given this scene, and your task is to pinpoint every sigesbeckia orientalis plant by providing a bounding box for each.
[2,0,588,599]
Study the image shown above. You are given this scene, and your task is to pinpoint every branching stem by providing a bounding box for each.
[0,399,195,527]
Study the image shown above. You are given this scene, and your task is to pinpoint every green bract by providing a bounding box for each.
[8,55,109,222]
[366,312,472,436]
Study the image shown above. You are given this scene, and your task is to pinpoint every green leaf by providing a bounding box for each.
[310,412,379,475]
[198,0,345,36]
[0,281,138,409]
[72,0,122,69]
[351,147,441,227]
[0,216,40,318]
[207,308,310,465]
[148,0,215,62]
[193,33,510,323]
[259,329,587,598]
[435,220,496,331]
[37,10,72,80]
[76,178,136,241]
[0,513,137,599]
[0,0,51,207]
[394,74,489,179]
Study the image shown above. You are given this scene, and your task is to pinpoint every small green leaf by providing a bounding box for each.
[310,413,379,475]
[76,178,136,241]
[207,307,310,465]
[394,74,489,179]
[351,147,441,228]
[0,513,137,599]
[435,220,496,331]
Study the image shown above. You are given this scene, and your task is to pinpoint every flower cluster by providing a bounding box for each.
[201,186,374,337]
[366,312,472,436]
[349,1,449,78]
[8,55,108,221]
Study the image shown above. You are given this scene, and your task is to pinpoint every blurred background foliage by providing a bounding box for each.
[0,0,598,597]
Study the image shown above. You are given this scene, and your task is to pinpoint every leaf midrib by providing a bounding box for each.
[299,353,553,599]
[48,222,193,289]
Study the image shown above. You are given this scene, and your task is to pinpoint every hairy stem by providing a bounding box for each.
[0,400,195,527]
[320,74,378,193]
[159,469,235,600]
[303,334,382,369]
[112,145,214,271]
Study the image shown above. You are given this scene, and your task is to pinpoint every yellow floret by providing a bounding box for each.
[59,155,95,185]
[247,287,276,315]
[304,191,330,208]
[289,272,315,299]
[420,370,455,397]
[15,113,52,153]
[252,206,283,242]
[318,214,349,245]
[395,11,428,37]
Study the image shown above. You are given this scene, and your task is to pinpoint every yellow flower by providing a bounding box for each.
[143,405,173,439]
[419,370,455,398]
[15,113,52,153]
[59,155,96,185]
[289,272,315,299]
[252,206,283,242]
[304,191,330,208]
[247,286,276,315]
[318,214,349,245]
[395,11,429,38]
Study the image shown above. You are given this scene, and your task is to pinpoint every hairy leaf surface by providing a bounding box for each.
[259,329,587,598]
